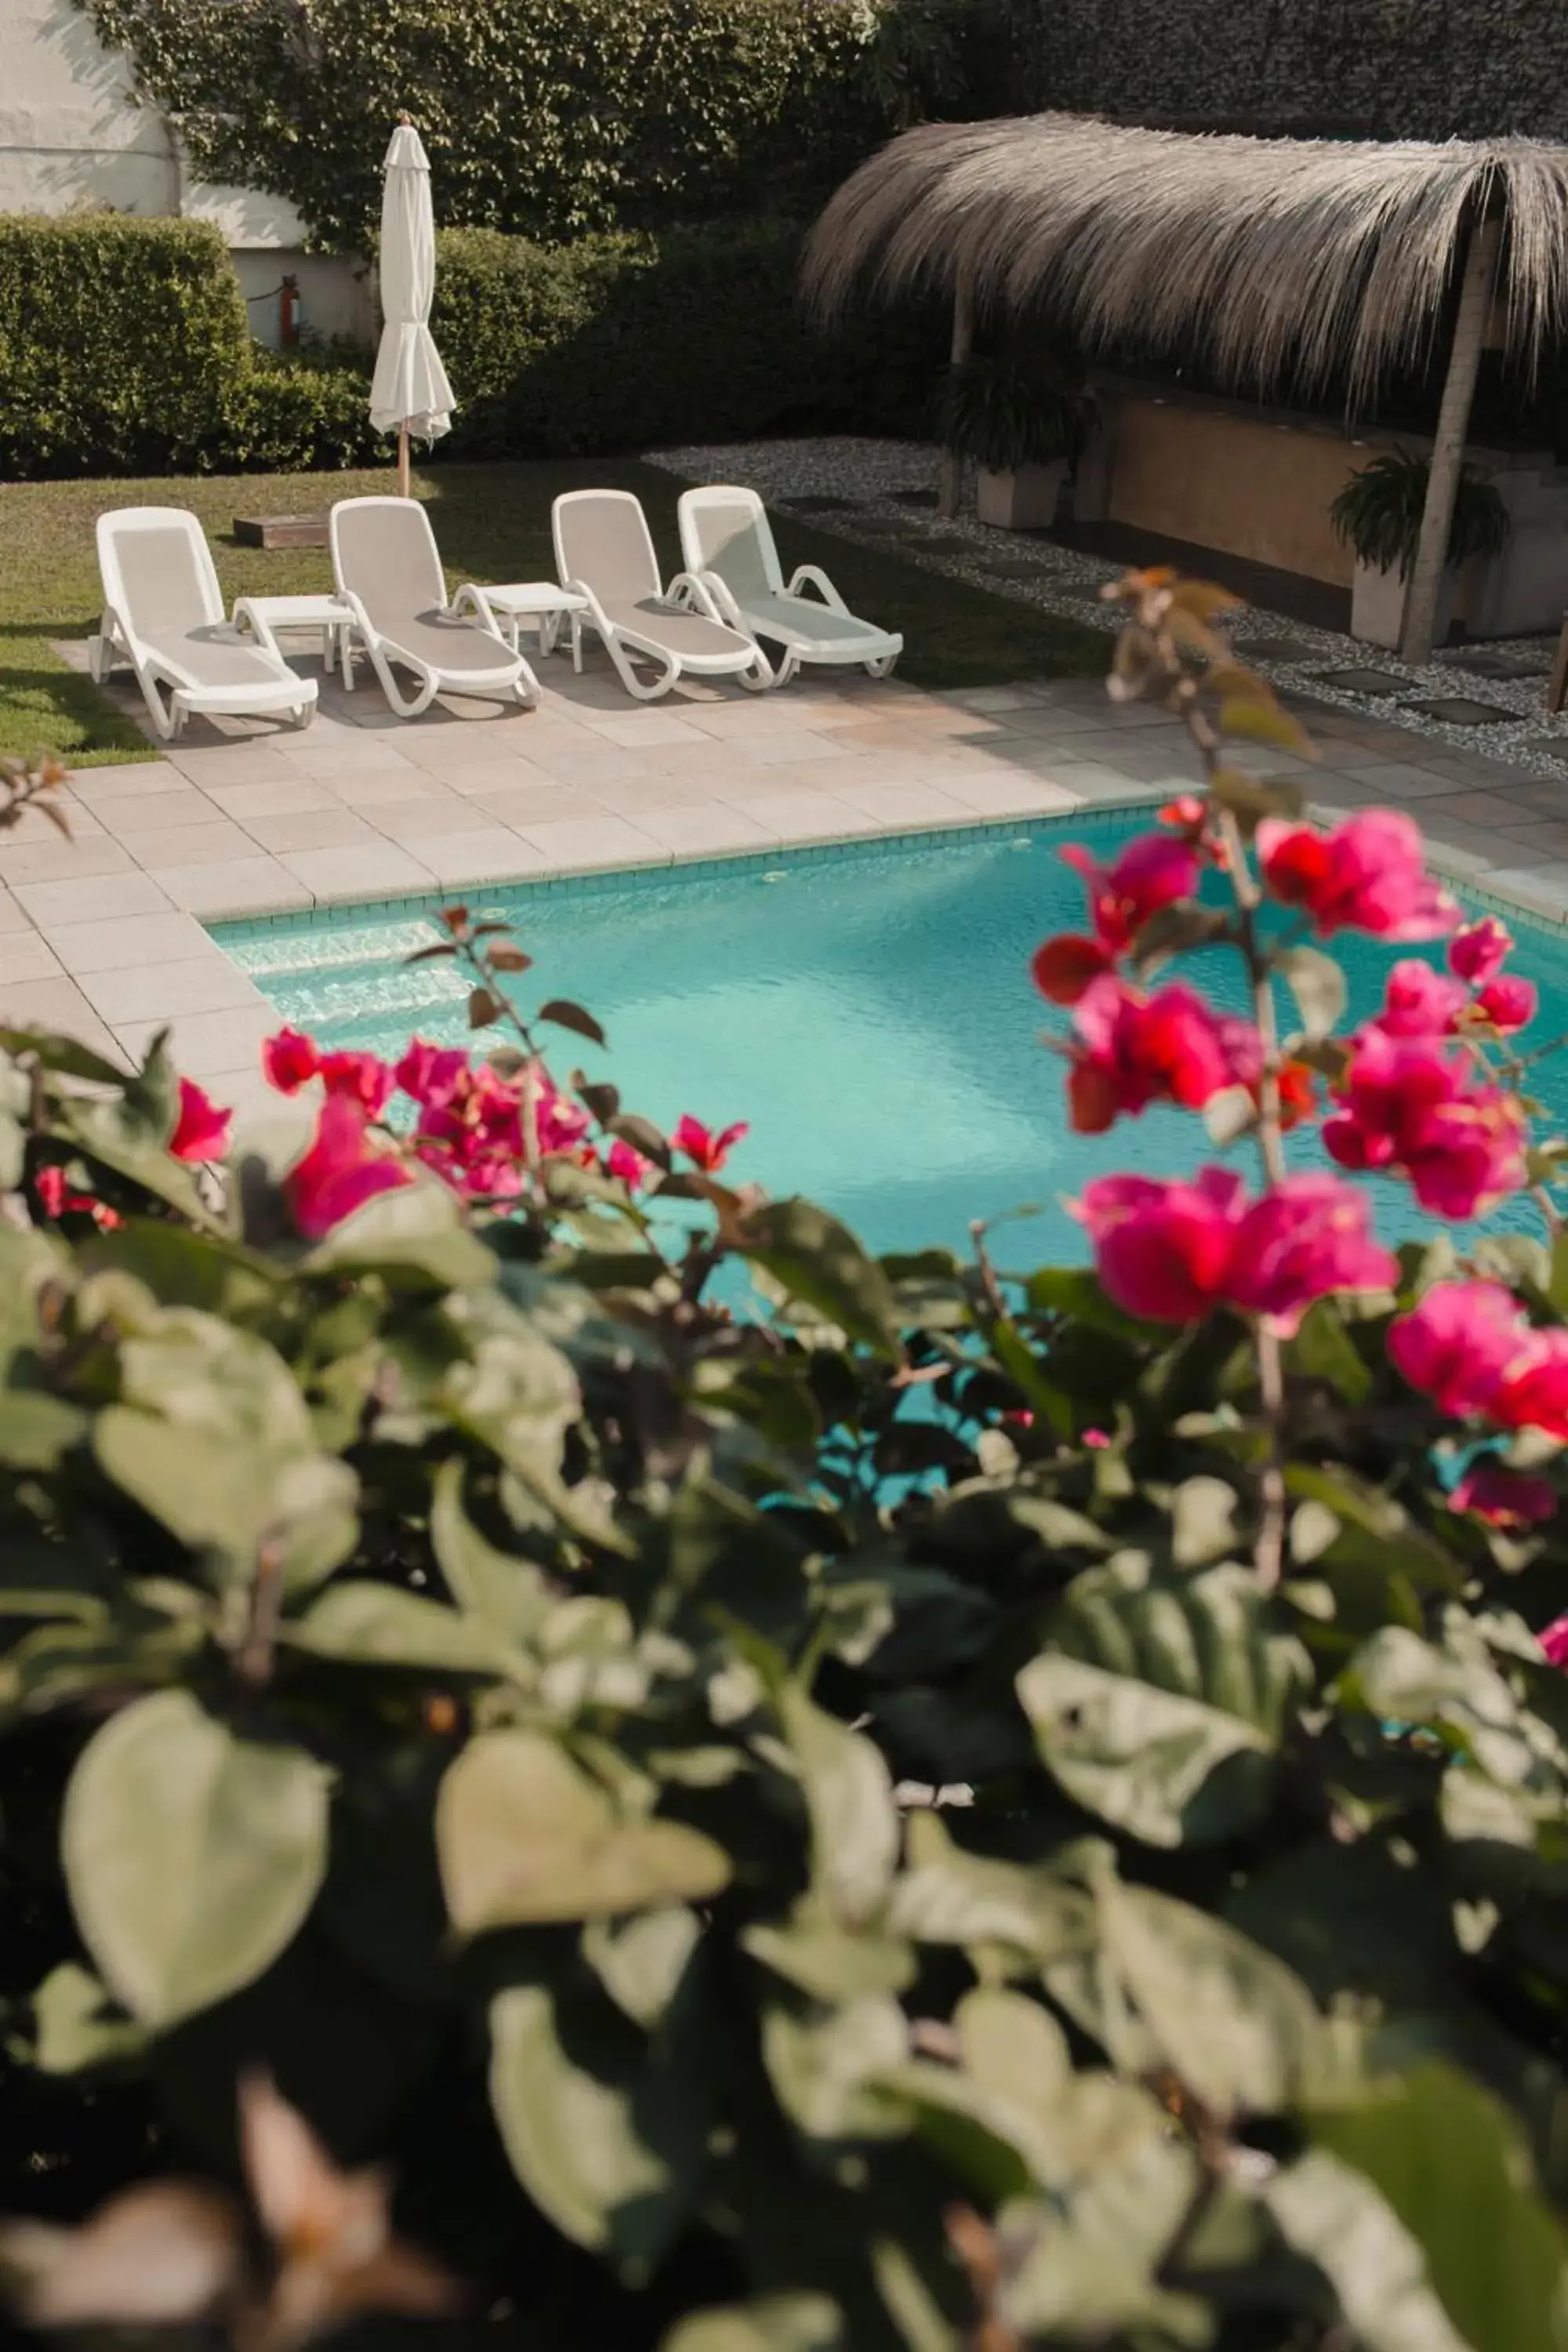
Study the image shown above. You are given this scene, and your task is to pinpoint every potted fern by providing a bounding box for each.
[1330,449,1510,650]
[940,354,1097,531]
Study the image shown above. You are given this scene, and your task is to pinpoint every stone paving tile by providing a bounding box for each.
[164,745,302,788]
[411,832,551,889]
[94,788,233,838]
[238,809,389,855]
[0,836,138,885]
[142,860,309,919]
[75,953,266,1025]
[470,784,601,829]
[517,742,653,786]
[202,777,340,821]
[514,815,671,872]
[112,1000,279,1078]
[118,821,265,869]
[0,976,125,1062]
[1486,819,1568,859]
[583,710,712,749]
[329,766,477,808]
[45,911,216,974]
[0,892,29,935]
[1321,760,1457,800]
[627,802,780,856]
[828,779,975,826]
[1476,866,1568,915]
[0,932,64,984]
[14,873,172,927]
[365,796,506,841]
[1406,789,1546,829]
[277,843,437,904]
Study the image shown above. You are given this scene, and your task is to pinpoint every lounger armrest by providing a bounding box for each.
[684,568,746,630]
[448,582,510,644]
[666,570,725,622]
[786,564,851,615]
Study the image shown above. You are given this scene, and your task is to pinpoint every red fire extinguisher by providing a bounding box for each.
[279,274,301,350]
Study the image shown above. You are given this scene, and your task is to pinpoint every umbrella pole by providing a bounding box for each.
[1399,209,1501,665]
[397,423,412,499]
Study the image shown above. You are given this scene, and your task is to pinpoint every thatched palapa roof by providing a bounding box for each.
[801,115,1568,399]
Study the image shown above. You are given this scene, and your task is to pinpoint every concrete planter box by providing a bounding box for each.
[1350,558,1463,651]
[976,460,1066,532]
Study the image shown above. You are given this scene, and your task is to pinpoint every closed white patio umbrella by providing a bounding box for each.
[369,118,455,497]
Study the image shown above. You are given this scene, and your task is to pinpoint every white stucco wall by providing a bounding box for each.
[0,0,373,344]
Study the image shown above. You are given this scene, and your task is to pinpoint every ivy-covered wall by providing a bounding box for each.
[1019,0,1568,142]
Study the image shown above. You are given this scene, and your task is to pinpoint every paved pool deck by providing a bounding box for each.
[5,640,1568,1118]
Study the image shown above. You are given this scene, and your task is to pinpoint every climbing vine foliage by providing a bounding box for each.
[79,0,1004,247]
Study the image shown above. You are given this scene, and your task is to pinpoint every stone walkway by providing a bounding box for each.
[3,637,1567,1118]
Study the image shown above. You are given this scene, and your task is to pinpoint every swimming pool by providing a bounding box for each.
[212,812,1568,1262]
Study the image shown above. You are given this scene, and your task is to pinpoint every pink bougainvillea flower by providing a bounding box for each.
[317,1049,395,1117]
[604,1136,654,1188]
[1388,1279,1568,1438]
[1082,1426,1112,1449]
[1321,1027,1526,1220]
[1067,976,1243,1134]
[34,1163,121,1231]
[673,1114,749,1173]
[394,1040,470,1112]
[1449,1463,1555,1529]
[1449,915,1513,986]
[168,1078,232,1163]
[534,1075,591,1158]
[1255,811,1457,941]
[1371,959,1470,1040]
[263,1027,321,1094]
[1539,1615,1568,1667]
[1224,1174,1399,1334]
[1061,833,1201,956]
[1470,974,1537,1034]
[1385,1281,1536,1418]
[283,1092,411,1240]
[1030,934,1115,1006]
[1076,1166,1396,1330]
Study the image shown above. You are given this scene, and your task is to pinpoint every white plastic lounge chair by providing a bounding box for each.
[677,485,902,688]
[89,506,317,742]
[551,489,771,702]
[329,497,537,719]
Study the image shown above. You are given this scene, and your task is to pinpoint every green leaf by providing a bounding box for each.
[537,996,608,1047]
[488,1979,702,2265]
[429,1457,550,1644]
[1018,1562,1310,1846]
[1266,2151,1472,2352]
[1289,1298,1374,1406]
[762,1993,909,2142]
[0,1391,89,1470]
[998,2136,1209,2343]
[1277,944,1348,1042]
[29,1963,144,2075]
[1308,2061,1568,2351]
[662,2298,846,2352]
[61,1690,328,2029]
[887,1813,1097,1966]
[776,1685,898,1926]
[437,1730,731,1932]
[281,1581,513,1676]
[302,1180,495,1290]
[742,1900,915,2003]
[583,1907,701,2028]
[1098,1880,1323,2121]
[739,1197,904,1360]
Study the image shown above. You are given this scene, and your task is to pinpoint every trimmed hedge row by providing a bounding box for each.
[0,213,939,478]
[434,220,943,457]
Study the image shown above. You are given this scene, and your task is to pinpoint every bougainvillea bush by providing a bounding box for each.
[3,589,1568,2352]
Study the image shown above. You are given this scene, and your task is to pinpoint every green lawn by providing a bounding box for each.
[0,457,1108,766]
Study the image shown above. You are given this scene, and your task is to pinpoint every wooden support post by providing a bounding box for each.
[1399,211,1502,665]
[398,423,411,499]
[937,269,975,521]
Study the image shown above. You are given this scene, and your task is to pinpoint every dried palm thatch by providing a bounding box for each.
[801,115,1568,401]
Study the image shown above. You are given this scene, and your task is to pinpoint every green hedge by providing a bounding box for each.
[434,220,944,457]
[0,215,251,477]
[0,213,941,477]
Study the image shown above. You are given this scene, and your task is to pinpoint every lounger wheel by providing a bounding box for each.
[865,653,899,679]
[292,703,314,729]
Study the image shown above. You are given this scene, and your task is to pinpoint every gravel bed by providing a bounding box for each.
[647,436,1568,781]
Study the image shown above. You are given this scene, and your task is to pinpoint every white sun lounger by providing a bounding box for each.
[551,489,771,702]
[677,485,902,688]
[89,506,318,742]
[329,497,537,719]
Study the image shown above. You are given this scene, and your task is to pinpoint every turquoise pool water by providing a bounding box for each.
[213,814,1568,1263]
